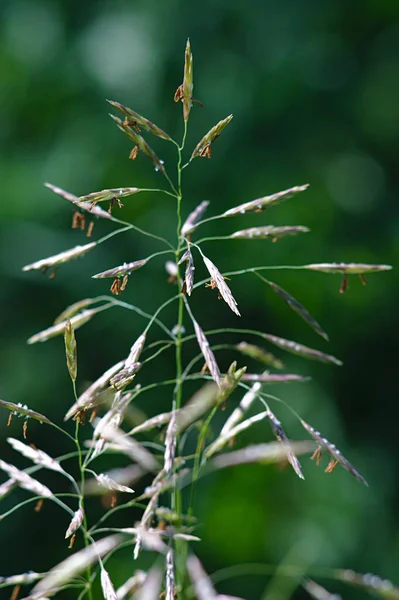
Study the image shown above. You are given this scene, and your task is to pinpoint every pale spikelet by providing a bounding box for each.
[84,465,144,495]
[79,187,140,205]
[130,409,181,435]
[235,342,284,369]
[204,411,269,459]
[191,115,233,159]
[262,333,343,366]
[107,100,172,141]
[94,421,158,472]
[110,114,166,174]
[23,242,96,272]
[0,399,52,425]
[28,309,98,345]
[337,569,399,598]
[54,298,94,325]
[7,438,65,474]
[65,507,84,539]
[203,255,240,316]
[116,571,147,600]
[193,320,221,385]
[223,184,309,217]
[182,39,194,121]
[305,263,392,274]
[0,477,16,498]
[176,382,219,432]
[0,572,41,586]
[220,382,261,435]
[164,414,177,474]
[134,493,160,559]
[126,333,146,366]
[95,473,135,493]
[300,419,368,486]
[187,555,218,600]
[231,225,310,240]
[134,567,162,600]
[101,567,118,600]
[181,200,209,236]
[92,259,149,279]
[266,281,328,340]
[241,373,309,384]
[266,409,304,479]
[0,460,53,498]
[303,579,341,600]
[211,441,314,469]
[64,319,77,382]
[165,548,175,600]
[178,249,195,295]
[31,535,122,597]
[64,359,125,420]
[45,182,114,221]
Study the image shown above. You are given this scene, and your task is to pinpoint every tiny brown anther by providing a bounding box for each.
[34,498,44,513]
[359,273,368,286]
[174,84,184,102]
[129,145,139,160]
[111,494,117,508]
[199,145,212,158]
[192,97,204,108]
[73,409,86,425]
[123,117,141,132]
[181,280,187,295]
[325,459,339,473]
[110,278,122,295]
[23,420,28,439]
[68,533,76,549]
[7,413,13,426]
[311,446,323,466]
[168,274,178,285]
[86,221,94,237]
[10,585,20,600]
[228,436,236,448]
[340,274,348,294]
[108,198,115,213]
[272,237,279,243]
[49,267,57,280]
[200,363,209,375]
[72,211,81,229]
[89,409,97,423]
[120,274,129,291]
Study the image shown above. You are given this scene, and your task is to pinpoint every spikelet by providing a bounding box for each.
[193,320,221,385]
[203,255,240,316]
[164,414,177,474]
[64,319,77,382]
[266,281,328,340]
[0,460,53,498]
[23,242,96,272]
[217,362,247,406]
[204,411,269,459]
[92,259,149,279]
[191,115,233,159]
[8,438,65,474]
[266,409,304,479]
[0,399,52,425]
[186,555,218,600]
[95,473,135,494]
[79,187,141,206]
[231,225,310,240]
[305,263,392,274]
[134,567,162,600]
[92,421,158,471]
[45,183,114,221]
[211,441,313,469]
[107,100,172,141]
[241,373,309,383]
[181,200,209,236]
[101,567,118,600]
[262,333,343,366]
[302,579,341,600]
[130,410,181,435]
[165,548,175,600]
[178,249,195,296]
[223,184,309,216]
[300,419,368,486]
[65,507,84,539]
[182,39,194,121]
[220,382,261,435]
[28,308,98,345]
[110,362,142,391]
[54,298,94,325]
[337,569,399,598]
[235,342,284,369]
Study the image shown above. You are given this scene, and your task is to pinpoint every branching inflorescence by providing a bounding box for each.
[0,41,394,600]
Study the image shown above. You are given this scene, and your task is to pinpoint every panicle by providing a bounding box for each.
[178,249,195,296]
[235,342,284,369]
[223,184,309,217]
[193,319,221,386]
[191,115,233,159]
[65,507,84,539]
[28,309,98,345]
[92,259,149,279]
[181,200,209,236]
[0,459,54,498]
[23,242,96,272]
[203,255,240,316]
[262,333,343,366]
[300,419,368,486]
[107,100,172,141]
[7,438,65,474]
[231,225,310,240]
[64,319,77,382]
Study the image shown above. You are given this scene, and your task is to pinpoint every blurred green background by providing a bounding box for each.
[0,0,398,597]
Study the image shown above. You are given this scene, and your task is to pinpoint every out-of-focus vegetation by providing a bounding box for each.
[0,0,398,597]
